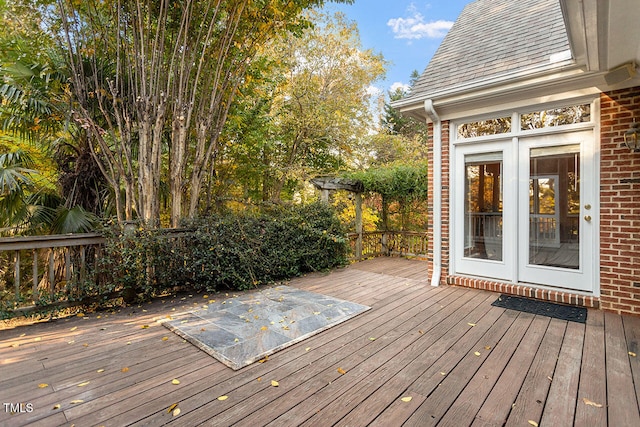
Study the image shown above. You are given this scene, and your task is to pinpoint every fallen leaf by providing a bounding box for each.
[38,383,49,388]
[305,347,311,352]
[337,368,346,375]
[200,328,206,332]
[167,403,178,413]
[484,346,492,350]
[234,338,239,342]
[70,400,84,404]
[217,395,228,401]
[259,355,269,363]
[141,325,150,329]
[97,369,105,373]
[401,396,412,402]
[77,313,85,317]
[629,351,637,357]
[77,381,90,387]
[34,337,42,342]
[83,343,89,347]
[440,372,447,376]
[171,379,180,385]
[468,323,476,326]
[10,343,19,348]
[162,337,169,341]
[547,376,553,381]
[369,337,376,341]
[121,367,129,373]
[528,421,538,427]
[173,408,181,416]
[271,380,279,387]
[52,404,60,410]
[257,377,262,382]
[261,326,268,331]
[70,327,77,331]
[418,330,424,334]
[582,397,603,408]
[474,351,481,356]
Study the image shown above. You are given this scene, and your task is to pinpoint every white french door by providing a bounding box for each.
[517,131,595,291]
[455,130,597,293]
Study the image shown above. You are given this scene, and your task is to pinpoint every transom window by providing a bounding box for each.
[456,103,592,140]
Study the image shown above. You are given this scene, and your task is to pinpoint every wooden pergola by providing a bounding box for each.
[310,177,365,260]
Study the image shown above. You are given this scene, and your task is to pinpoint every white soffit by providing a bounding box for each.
[561,0,640,72]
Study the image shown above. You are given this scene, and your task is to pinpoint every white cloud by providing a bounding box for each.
[390,82,411,94]
[366,85,383,98]
[387,11,453,40]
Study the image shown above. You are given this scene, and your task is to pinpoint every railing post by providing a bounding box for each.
[14,250,20,299]
[381,232,389,256]
[32,249,38,301]
[355,193,363,261]
[48,248,55,294]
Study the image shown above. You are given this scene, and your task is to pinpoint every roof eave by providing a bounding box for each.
[391,61,584,121]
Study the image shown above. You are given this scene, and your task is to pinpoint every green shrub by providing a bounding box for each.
[99,202,348,298]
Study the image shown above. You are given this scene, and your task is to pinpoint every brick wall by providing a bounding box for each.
[426,121,451,285]
[599,87,640,316]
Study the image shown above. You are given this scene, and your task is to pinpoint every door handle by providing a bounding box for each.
[584,215,592,222]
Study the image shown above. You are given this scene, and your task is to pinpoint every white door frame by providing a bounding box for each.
[452,130,598,294]
[517,131,596,292]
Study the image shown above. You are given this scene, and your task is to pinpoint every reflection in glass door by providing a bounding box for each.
[519,132,593,292]
[529,150,580,269]
[464,156,503,261]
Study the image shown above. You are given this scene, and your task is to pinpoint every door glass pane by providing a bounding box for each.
[529,150,580,269]
[464,154,503,261]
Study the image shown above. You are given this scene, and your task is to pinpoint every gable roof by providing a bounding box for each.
[403,0,571,104]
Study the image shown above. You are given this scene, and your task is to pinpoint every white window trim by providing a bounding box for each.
[448,97,601,296]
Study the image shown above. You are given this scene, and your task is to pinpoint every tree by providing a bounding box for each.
[53,0,354,227]
[0,1,103,232]
[224,10,385,203]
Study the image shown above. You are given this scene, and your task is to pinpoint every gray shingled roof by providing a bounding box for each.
[404,0,571,102]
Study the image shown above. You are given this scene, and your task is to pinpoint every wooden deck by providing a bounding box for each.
[1,257,639,426]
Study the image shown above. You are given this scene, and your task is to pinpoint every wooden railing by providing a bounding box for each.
[347,231,428,260]
[1,229,427,317]
[0,233,106,317]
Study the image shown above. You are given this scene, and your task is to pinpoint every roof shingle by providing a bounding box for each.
[405,0,571,101]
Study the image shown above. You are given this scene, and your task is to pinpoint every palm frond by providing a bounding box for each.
[51,206,98,234]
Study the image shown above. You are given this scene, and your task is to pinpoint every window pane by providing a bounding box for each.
[529,151,580,269]
[458,117,511,139]
[464,155,503,261]
[521,104,590,130]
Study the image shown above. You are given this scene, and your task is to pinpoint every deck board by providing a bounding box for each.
[1,258,639,426]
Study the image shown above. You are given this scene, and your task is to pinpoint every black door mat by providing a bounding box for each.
[491,294,587,323]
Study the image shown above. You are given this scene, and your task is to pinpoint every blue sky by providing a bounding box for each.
[322,0,470,95]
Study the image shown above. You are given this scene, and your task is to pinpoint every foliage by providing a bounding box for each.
[0,147,98,235]
[221,10,386,203]
[331,190,378,232]
[346,163,428,230]
[98,202,348,299]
